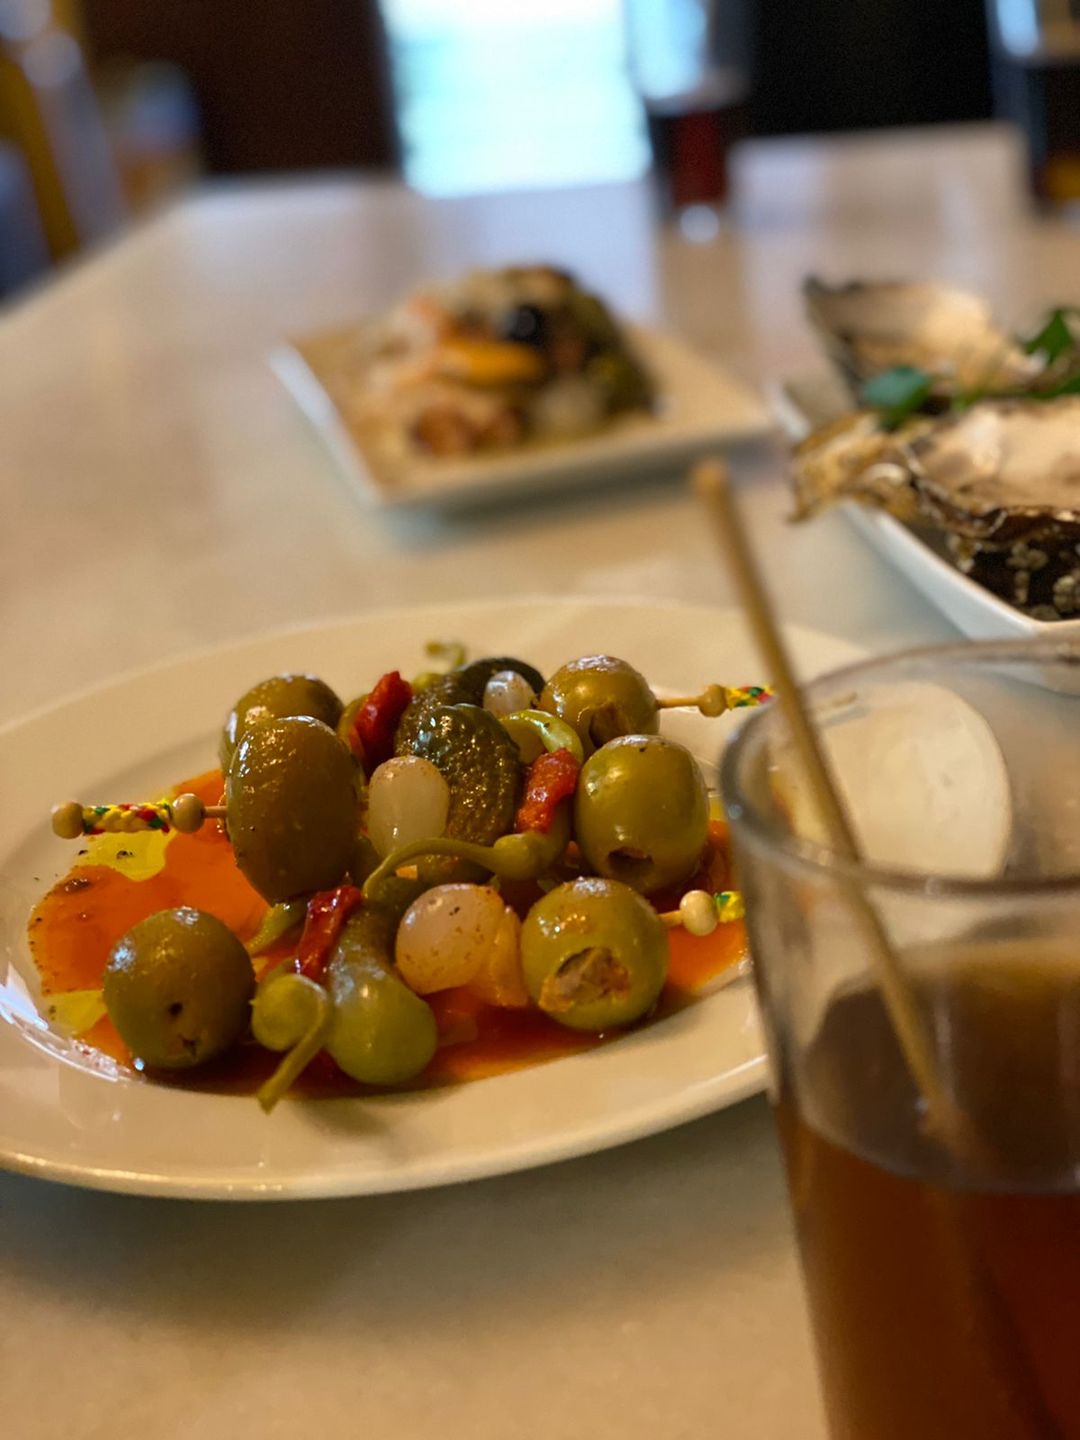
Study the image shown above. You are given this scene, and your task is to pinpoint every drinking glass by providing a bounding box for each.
[987,0,1080,206]
[721,639,1080,1438]
[623,0,750,230]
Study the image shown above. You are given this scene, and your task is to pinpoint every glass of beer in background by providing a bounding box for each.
[721,641,1080,1438]
[623,0,750,229]
[987,0,1080,207]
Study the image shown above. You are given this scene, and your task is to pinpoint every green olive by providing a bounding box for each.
[226,715,358,903]
[220,673,343,772]
[103,907,254,1069]
[520,878,668,1031]
[574,734,708,894]
[325,911,437,1085]
[539,655,658,756]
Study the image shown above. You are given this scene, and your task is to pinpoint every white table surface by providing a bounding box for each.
[3,123,1075,1439]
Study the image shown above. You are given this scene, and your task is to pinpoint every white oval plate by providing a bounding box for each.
[0,599,861,1200]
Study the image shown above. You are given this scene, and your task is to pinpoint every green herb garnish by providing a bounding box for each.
[1022,307,1079,363]
[860,365,933,429]
[855,308,1080,435]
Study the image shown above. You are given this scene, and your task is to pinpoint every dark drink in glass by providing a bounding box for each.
[722,640,1080,1439]
[643,85,748,216]
[624,0,749,221]
[1005,59,1080,203]
[776,943,1080,1437]
[988,1,1080,204]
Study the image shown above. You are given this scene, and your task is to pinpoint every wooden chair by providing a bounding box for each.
[0,0,125,259]
[80,0,400,174]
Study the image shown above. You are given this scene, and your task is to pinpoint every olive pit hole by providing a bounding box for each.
[586,705,621,749]
[604,847,655,889]
[539,946,631,1016]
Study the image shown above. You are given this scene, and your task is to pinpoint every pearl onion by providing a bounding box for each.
[679,889,718,937]
[396,885,516,995]
[483,670,537,718]
[367,755,450,859]
[469,906,527,1008]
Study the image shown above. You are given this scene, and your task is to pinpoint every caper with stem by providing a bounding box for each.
[324,910,438,1086]
[251,967,333,1113]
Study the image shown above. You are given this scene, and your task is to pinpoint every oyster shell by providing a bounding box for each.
[791,396,1080,618]
[803,278,1039,399]
[790,410,930,521]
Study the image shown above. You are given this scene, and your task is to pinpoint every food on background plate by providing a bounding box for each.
[296,266,655,464]
[802,278,1043,402]
[792,279,1080,619]
[35,648,769,1111]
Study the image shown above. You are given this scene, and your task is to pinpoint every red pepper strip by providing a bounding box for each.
[341,720,367,768]
[515,748,580,834]
[352,670,413,774]
[295,884,364,982]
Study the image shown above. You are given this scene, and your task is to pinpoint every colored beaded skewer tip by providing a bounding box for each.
[659,888,745,934]
[655,684,772,717]
[50,793,225,839]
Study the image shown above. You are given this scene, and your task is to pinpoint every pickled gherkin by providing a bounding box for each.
[405,704,521,847]
[395,656,543,753]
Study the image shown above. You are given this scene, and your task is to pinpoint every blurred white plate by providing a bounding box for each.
[272,324,769,512]
[771,372,1080,642]
[0,598,861,1200]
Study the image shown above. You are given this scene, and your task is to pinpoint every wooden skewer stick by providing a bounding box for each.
[51,794,225,839]
[692,457,980,1165]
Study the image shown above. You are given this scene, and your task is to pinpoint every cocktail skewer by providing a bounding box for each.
[655,684,771,716]
[657,888,745,933]
[49,679,770,845]
[51,793,225,839]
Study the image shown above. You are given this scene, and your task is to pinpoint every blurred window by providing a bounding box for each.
[993,0,1042,56]
[383,0,648,193]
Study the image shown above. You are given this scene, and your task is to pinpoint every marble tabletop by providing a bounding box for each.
[3,123,1076,1439]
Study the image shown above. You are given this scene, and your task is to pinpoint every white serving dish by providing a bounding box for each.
[272,322,770,512]
[0,597,862,1200]
[770,371,1080,642]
